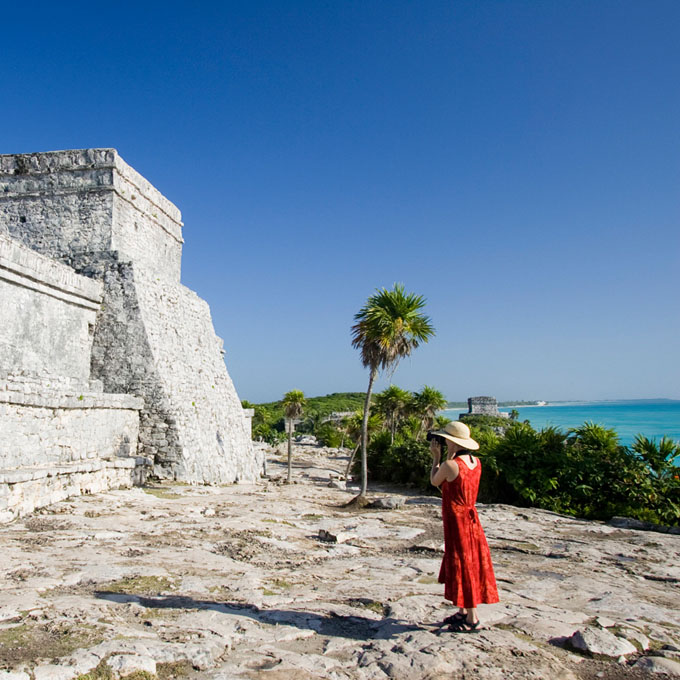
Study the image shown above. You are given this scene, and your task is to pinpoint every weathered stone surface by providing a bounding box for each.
[107,654,157,676]
[32,665,77,680]
[367,497,404,510]
[609,516,680,535]
[0,444,678,680]
[570,626,637,657]
[633,655,680,674]
[619,625,650,651]
[465,395,509,418]
[0,235,101,381]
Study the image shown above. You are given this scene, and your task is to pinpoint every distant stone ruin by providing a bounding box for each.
[465,396,509,418]
[0,149,260,521]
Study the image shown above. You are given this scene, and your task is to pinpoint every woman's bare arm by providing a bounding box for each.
[430,440,460,487]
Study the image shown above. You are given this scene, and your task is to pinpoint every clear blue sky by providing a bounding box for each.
[3,1,679,403]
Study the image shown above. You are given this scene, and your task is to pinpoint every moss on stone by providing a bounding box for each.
[105,575,177,595]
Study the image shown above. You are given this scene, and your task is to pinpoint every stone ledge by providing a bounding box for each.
[0,148,117,174]
[0,388,143,410]
[112,157,183,243]
[0,455,150,523]
[0,149,183,237]
[0,235,103,309]
[0,458,138,485]
[0,374,102,392]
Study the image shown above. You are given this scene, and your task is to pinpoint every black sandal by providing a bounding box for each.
[448,619,480,633]
[442,612,466,626]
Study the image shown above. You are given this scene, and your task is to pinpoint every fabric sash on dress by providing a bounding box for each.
[449,504,477,524]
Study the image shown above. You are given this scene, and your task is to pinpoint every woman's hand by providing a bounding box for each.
[429,439,441,462]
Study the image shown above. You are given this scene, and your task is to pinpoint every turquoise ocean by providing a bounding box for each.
[440,400,680,448]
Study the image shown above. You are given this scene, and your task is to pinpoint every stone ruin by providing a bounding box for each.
[0,148,261,522]
[465,396,509,418]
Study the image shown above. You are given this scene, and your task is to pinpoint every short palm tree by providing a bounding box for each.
[282,390,306,483]
[413,385,448,439]
[633,435,680,477]
[374,385,413,444]
[343,410,383,481]
[351,284,434,496]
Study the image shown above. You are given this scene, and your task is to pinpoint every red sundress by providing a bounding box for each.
[438,458,499,608]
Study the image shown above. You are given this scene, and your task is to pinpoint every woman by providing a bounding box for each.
[430,421,499,632]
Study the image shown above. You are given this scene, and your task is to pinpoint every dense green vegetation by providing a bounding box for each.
[243,392,366,444]
[363,411,680,527]
[246,391,680,527]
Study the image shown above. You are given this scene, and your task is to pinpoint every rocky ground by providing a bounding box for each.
[1,443,679,680]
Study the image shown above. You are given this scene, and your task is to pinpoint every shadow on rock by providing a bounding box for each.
[94,591,420,640]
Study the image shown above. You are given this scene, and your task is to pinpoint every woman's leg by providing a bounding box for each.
[464,607,478,624]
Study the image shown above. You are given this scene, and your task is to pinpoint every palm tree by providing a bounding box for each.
[351,284,434,496]
[632,435,680,477]
[282,390,306,483]
[374,385,413,444]
[413,385,448,439]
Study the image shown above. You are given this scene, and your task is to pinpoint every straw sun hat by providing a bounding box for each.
[432,421,480,451]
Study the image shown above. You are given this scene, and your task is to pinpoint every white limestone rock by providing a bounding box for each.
[569,627,637,657]
[32,665,77,680]
[633,655,680,675]
[107,654,157,677]
[367,497,405,510]
[619,625,650,651]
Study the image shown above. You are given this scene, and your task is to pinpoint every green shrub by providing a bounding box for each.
[363,414,680,527]
[365,432,431,488]
[315,422,343,448]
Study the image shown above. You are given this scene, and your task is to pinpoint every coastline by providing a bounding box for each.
[441,399,680,448]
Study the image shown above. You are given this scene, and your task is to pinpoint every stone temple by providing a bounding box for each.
[0,149,260,522]
[464,396,509,418]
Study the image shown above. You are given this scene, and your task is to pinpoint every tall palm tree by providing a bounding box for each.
[413,385,448,439]
[282,390,306,483]
[374,385,413,444]
[351,284,434,496]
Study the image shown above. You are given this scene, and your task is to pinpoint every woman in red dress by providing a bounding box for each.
[430,421,499,632]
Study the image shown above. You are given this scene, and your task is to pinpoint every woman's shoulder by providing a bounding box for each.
[442,458,460,482]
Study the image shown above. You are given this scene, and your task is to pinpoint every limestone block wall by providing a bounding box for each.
[0,150,116,257]
[76,252,257,483]
[466,396,509,418]
[0,458,141,524]
[0,233,144,521]
[0,384,142,470]
[0,149,183,282]
[0,235,102,381]
[133,271,257,483]
[75,253,185,473]
[111,153,183,283]
[0,375,144,523]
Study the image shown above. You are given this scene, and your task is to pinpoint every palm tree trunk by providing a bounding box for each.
[287,419,292,483]
[360,367,377,497]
